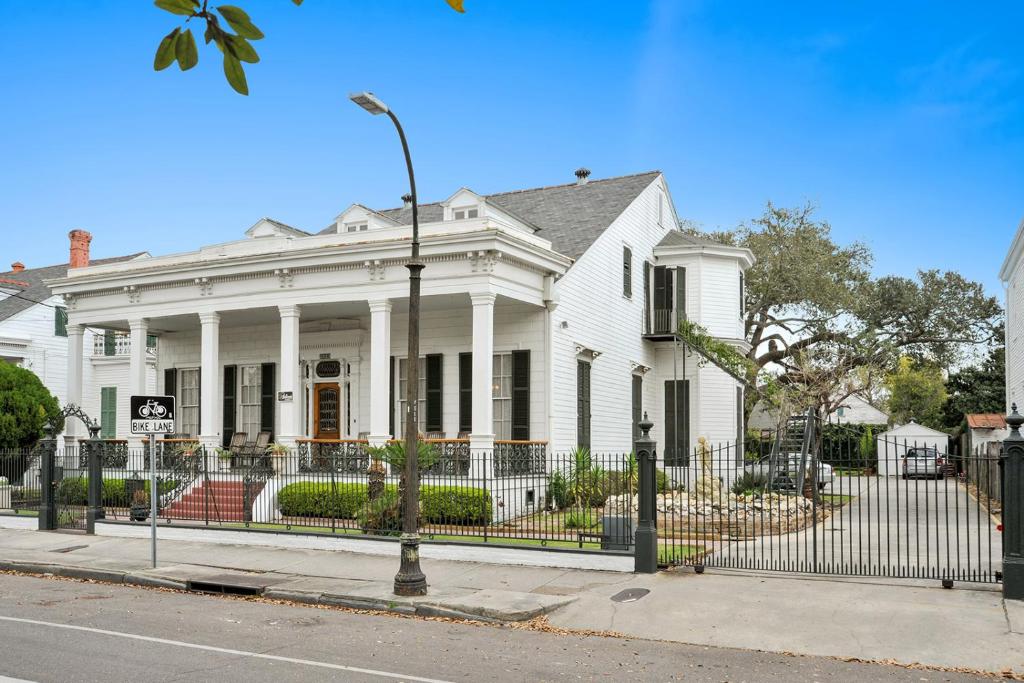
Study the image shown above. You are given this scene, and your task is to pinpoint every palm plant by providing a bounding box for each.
[367,440,441,514]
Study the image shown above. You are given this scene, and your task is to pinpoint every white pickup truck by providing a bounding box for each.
[743,454,834,492]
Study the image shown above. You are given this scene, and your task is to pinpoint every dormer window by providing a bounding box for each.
[452,207,479,220]
[344,223,369,233]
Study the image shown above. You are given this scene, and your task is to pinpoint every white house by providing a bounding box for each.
[876,422,949,477]
[47,170,753,470]
[1000,217,1024,412]
[0,233,154,441]
[749,393,889,431]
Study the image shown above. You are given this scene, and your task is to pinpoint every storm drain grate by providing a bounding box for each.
[187,580,264,596]
[610,588,650,603]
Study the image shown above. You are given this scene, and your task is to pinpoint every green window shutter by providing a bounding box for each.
[389,356,396,438]
[147,334,157,349]
[622,247,632,298]
[632,375,643,444]
[511,350,530,441]
[664,380,690,466]
[222,365,237,448]
[425,354,443,433]
[103,330,116,356]
[458,352,472,434]
[100,387,117,439]
[54,307,68,337]
[576,360,591,450]
[260,362,276,439]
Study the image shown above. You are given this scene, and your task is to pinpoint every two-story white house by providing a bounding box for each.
[1001,217,1024,412]
[47,171,752,469]
[1,233,154,441]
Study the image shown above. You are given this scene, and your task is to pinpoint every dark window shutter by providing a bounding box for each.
[675,267,687,326]
[260,362,275,438]
[653,266,672,332]
[197,368,202,434]
[222,365,237,448]
[511,350,530,441]
[632,375,643,443]
[104,330,116,356]
[100,387,116,439]
[643,262,651,333]
[736,386,744,464]
[164,368,177,399]
[425,354,443,433]
[664,380,690,466]
[55,307,68,337]
[739,272,745,318]
[622,247,632,298]
[389,356,396,437]
[576,360,591,450]
[458,352,472,434]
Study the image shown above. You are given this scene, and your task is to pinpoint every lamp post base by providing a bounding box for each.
[394,532,428,596]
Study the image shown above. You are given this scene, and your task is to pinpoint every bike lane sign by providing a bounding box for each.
[130,395,176,435]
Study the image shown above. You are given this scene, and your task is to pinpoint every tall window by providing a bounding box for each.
[179,368,200,437]
[54,306,68,337]
[622,246,632,298]
[493,353,513,439]
[397,357,426,435]
[239,365,262,437]
[577,360,591,449]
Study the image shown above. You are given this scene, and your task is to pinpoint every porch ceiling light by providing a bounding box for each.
[349,91,389,115]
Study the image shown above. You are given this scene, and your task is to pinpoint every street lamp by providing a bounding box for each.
[349,91,428,596]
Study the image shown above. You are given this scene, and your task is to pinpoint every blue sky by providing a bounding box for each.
[1,1,1021,296]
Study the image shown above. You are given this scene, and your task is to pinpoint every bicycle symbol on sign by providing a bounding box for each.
[138,399,168,419]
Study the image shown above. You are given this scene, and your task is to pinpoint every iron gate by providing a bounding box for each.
[54,454,87,532]
[657,431,1002,584]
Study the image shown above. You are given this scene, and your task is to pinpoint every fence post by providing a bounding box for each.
[1002,404,1024,600]
[634,413,658,573]
[85,427,104,534]
[37,425,57,531]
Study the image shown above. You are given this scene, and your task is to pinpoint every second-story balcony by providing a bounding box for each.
[92,331,158,358]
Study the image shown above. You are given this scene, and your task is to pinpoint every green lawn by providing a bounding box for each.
[820,493,855,506]
[658,544,705,564]
[0,509,38,518]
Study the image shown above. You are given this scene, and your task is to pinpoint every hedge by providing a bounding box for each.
[57,478,178,507]
[277,482,491,525]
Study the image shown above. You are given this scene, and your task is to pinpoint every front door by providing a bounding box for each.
[314,382,341,440]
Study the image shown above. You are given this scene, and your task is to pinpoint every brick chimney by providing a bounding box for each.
[10,262,24,273]
[68,230,92,269]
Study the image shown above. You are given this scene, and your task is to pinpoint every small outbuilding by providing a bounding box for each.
[876,422,950,478]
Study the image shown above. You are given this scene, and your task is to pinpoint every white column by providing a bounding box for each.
[64,324,84,447]
[278,304,301,446]
[368,299,392,446]
[127,318,150,451]
[199,312,221,451]
[470,293,495,442]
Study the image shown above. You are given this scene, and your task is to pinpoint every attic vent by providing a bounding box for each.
[575,168,591,185]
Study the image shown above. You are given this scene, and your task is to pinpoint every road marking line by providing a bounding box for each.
[0,615,452,683]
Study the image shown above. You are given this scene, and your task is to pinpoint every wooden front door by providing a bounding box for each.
[314,382,341,440]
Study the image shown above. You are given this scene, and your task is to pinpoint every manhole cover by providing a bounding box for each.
[610,588,650,603]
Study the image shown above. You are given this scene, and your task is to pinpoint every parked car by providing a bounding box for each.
[743,454,834,492]
[901,447,943,480]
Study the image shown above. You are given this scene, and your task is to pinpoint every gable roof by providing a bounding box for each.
[967,413,1007,430]
[0,254,146,322]
[656,230,729,248]
[879,421,950,439]
[317,171,662,261]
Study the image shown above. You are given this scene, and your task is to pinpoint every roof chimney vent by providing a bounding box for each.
[10,262,24,273]
[401,193,413,209]
[68,229,92,269]
[575,168,591,185]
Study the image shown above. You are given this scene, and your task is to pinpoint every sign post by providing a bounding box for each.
[130,395,175,569]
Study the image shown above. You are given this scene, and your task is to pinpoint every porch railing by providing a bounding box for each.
[495,440,547,476]
[297,439,370,473]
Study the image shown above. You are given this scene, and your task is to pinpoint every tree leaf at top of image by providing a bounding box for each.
[224,34,260,64]
[223,53,248,95]
[175,28,199,71]
[153,27,181,71]
[154,0,198,17]
[216,5,265,40]
[445,0,465,12]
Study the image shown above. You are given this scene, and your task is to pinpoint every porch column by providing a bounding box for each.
[127,318,150,455]
[64,324,84,447]
[470,293,495,480]
[368,299,392,446]
[278,305,301,446]
[198,312,221,453]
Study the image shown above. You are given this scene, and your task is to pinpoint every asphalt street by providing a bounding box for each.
[0,573,996,682]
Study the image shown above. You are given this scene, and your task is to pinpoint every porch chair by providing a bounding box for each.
[251,430,272,454]
[424,431,445,441]
[228,432,248,456]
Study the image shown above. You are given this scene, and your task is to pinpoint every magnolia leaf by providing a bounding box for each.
[216,5,265,40]
[292,0,303,5]
[154,0,197,17]
[224,34,260,64]
[175,28,199,71]
[153,27,181,71]
[223,53,249,95]
[445,0,465,12]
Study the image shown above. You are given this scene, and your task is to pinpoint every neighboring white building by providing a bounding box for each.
[47,171,753,467]
[876,422,949,477]
[0,234,154,440]
[965,413,1008,455]
[1000,217,1024,412]
[748,394,889,431]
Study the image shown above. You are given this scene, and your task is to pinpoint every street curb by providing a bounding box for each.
[54,566,127,584]
[124,573,188,590]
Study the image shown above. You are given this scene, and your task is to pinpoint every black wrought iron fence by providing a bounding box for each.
[0,448,41,515]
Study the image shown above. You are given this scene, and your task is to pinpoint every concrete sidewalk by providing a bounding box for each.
[1,527,1022,675]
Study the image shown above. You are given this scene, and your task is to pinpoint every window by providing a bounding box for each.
[100,387,116,439]
[54,306,68,337]
[147,334,157,350]
[179,368,200,437]
[239,365,262,438]
[622,247,632,298]
[664,380,690,466]
[453,207,479,220]
[493,353,512,439]
[345,222,368,233]
[397,357,427,435]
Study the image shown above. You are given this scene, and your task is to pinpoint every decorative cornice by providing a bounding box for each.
[124,285,141,304]
[195,277,213,297]
[274,268,294,288]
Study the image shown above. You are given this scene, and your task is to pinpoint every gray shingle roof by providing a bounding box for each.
[656,230,730,249]
[0,254,146,322]
[317,171,662,261]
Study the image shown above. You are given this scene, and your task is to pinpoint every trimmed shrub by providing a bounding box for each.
[58,478,178,507]
[277,482,382,519]
[420,485,491,525]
